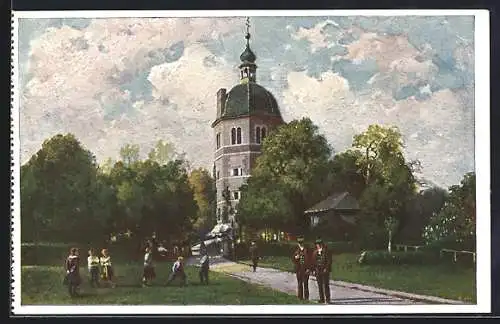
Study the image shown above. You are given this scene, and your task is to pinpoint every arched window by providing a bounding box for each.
[256,126,261,144]
[261,127,267,141]
[231,128,236,145]
[236,127,242,144]
[216,133,221,149]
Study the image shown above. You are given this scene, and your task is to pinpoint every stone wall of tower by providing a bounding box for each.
[212,113,285,226]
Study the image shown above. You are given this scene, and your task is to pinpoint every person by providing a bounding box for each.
[100,248,116,288]
[311,238,332,304]
[199,240,207,256]
[142,246,156,287]
[292,236,311,300]
[199,253,210,285]
[167,256,187,286]
[87,248,100,288]
[65,247,81,297]
[249,241,259,272]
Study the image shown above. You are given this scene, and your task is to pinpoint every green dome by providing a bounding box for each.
[240,45,256,63]
[223,83,281,119]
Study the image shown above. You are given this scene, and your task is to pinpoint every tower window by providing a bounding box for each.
[217,171,220,179]
[256,126,267,144]
[233,191,240,200]
[231,128,236,145]
[216,133,221,149]
[217,208,221,222]
[236,127,242,144]
[232,168,243,176]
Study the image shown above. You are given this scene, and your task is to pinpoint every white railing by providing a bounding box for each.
[394,244,423,252]
[440,248,476,263]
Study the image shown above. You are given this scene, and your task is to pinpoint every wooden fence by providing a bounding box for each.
[394,244,423,252]
[440,248,476,263]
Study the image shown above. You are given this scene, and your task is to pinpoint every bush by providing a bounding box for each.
[357,250,440,266]
[21,241,140,266]
[234,240,358,260]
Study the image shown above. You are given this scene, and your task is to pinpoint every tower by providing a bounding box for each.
[211,17,285,230]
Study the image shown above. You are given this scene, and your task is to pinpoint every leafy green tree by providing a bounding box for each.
[188,168,216,234]
[351,125,419,248]
[148,140,176,165]
[238,118,332,232]
[20,134,105,242]
[423,172,476,250]
[120,143,140,166]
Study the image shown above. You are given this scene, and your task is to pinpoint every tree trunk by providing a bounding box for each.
[388,230,392,253]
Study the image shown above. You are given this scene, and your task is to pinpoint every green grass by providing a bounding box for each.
[241,254,476,303]
[21,261,310,305]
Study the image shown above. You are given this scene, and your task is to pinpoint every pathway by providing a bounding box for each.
[190,256,466,305]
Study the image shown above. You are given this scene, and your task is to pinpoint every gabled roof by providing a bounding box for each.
[304,192,360,214]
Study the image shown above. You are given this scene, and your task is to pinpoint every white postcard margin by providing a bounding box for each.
[10,9,491,315]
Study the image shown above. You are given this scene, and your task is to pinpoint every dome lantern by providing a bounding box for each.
[239,17,257,84]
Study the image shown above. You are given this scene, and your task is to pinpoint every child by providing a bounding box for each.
[199,253,209,285]
[65,247,81,298]
[100,248,116,288]
[142,246,156,287]
[87,249,100,288]
[166,256,186,286]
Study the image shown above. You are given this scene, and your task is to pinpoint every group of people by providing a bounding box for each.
[64,247,115,297]
[292,236,332,304]
[63,242,209,297]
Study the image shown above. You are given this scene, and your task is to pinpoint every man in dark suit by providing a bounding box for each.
[292,235,312,300]
[311,238,332,304]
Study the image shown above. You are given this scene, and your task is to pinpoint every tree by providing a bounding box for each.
[423,172,476,250]
[398,186,448,243]
[148,140,176,165]
[20,133,105,242]
[238,118,332,232]
[238,177,294,233]
[351,125,419,248]
[352,124,405,185]
[188,168,216,235]
[120,144,140,166]
[329,150,366,198]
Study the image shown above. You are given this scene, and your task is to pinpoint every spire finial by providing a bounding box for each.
[245,17,251,45]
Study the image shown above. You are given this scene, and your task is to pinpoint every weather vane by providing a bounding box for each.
[245,17,251,42]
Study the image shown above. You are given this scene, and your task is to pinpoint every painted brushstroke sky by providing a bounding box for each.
[17,15,475,188]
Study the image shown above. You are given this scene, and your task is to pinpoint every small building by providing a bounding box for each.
[304,192,360,241]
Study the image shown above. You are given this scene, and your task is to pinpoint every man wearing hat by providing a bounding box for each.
[249,241,259,272]
[292,235,312,300]
[311,238,332,304]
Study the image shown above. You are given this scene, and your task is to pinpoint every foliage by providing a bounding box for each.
[20,134,107,243]
[423,172,476,251]
[21,135,199,245]
[357,250,439,266]
[119,144,140,166]
[188,168,216,235]
[238,118,333,232]
[350,125,419,249]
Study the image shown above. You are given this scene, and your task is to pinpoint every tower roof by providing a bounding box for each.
[222,82,282,119]
[239,17,257,64]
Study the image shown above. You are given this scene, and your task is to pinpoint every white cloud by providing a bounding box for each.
[281,70,473,187]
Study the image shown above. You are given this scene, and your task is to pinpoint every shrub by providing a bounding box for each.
[357,250,440,266]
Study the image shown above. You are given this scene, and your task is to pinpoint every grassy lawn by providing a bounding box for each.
[21,261,309,305]
[240,254,476,303]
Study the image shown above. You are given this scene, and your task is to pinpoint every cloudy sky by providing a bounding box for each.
[16,15,475,188]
